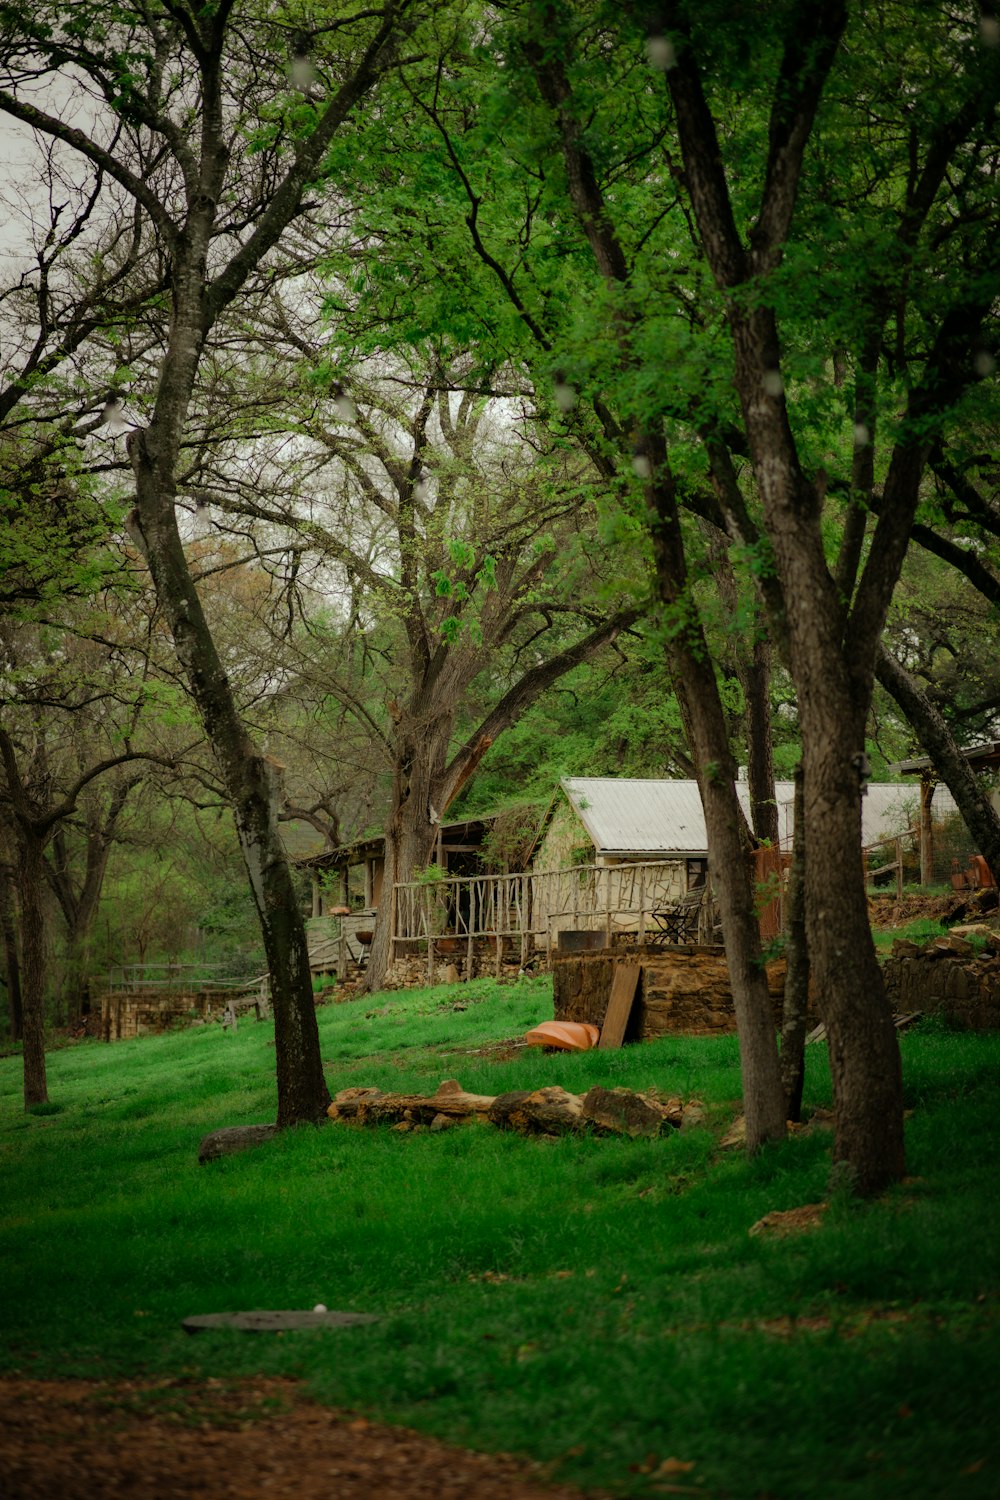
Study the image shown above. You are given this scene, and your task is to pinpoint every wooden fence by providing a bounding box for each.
[390,860,708,982]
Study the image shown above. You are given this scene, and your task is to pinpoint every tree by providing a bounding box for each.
[876,645,1000,882]
[0,0,419,1123]
[0,661,178,1107]
[320,3,787,1145]
[644,0,1000,1191]
[324,0,1000,1185]
[177,320,643,990]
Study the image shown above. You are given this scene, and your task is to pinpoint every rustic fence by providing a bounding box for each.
[390,860,704,982]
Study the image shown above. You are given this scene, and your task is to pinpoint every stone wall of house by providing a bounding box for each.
[532,800,590,874]
[882,934,1000,1029]
[552,946,793,1037]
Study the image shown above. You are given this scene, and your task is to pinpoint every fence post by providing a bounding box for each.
[390,882,398,970]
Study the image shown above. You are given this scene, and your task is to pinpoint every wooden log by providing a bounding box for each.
[328,1078,693,1140]
[487,1090,533,1127]
[198,1123,278,1164]
[329,1078,495,1127]
[327,1087,385,1120]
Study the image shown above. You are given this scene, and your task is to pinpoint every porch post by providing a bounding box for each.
[920,775,936,887]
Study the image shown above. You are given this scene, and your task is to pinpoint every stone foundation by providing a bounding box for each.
[97,986,269,1041]
[383,939,527,991]
[552,945,793,1038]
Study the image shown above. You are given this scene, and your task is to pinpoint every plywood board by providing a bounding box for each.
[597,961,641,1049]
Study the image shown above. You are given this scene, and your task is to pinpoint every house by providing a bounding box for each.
[296,804,547,977]
[536,776,918,871]
[529,777,919,943]
[304,777,924,982]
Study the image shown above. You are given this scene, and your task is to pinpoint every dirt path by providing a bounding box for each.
[0,1377,609,1500]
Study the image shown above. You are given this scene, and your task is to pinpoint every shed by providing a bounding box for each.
[890,741,1000,884]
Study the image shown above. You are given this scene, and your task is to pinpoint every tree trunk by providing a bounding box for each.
[695,746,787,1149]
[17,830,49,1109]
[780,764,808,1121]
[706,529,780,844]
[727,315,906,1196]
[876,646,1000,882]
[648,450,786,1152]
[742,635,780,844]
[60,925,94,1022]
[0,862,23,1041]
[363,715,451,994]
[48,801,131,1020]
[799,690,904,1194]
[126,454,330,1127]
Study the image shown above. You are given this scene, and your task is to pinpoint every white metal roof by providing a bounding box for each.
[561,777,919,856]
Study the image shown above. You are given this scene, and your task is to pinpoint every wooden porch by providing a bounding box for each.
[389,860,717,983]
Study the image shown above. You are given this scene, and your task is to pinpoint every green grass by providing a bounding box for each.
[2,977,998,1498]
[871,917,951,952]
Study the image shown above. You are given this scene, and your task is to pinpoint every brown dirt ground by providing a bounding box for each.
[0,1377,612,1500]
[868,888,998,928]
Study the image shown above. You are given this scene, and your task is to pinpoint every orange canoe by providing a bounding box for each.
[524,1021,601,1051]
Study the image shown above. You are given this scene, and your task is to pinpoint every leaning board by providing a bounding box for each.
[597,961,641,1049]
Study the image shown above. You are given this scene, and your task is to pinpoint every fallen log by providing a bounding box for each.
[582,1086,682,1137]
[330,1079,686,1140]
[489,1085,585,1135]
[329,1078,497,1128]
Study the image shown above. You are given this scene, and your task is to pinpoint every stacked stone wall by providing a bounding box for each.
[97,986,267,1040]
[882,935,1000,1030]
[552,946,794,1037]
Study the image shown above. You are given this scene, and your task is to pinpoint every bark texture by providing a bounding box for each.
[0,732,50,1106]
[647,450,786,1150]
[16,830,49,1108]
[780,765,809,1122]
[0,862,23,1042]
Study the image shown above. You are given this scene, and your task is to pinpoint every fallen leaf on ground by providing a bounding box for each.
[655,1457,696,1476]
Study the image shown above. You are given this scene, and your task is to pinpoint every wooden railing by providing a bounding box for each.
[390,860,695,981]
[864,826,919,899]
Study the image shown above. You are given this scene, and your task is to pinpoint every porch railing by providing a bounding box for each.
[390,860,693,981]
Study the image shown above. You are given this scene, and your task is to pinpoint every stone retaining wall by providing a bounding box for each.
[882,936,1000,1030]
[552,945,794,1037]
[98,986,268,1041]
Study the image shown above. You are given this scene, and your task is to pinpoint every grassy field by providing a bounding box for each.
[1,975,997,1498]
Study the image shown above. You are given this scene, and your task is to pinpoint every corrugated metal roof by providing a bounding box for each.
[563,778,711,855]
[561,777,918,855]
[890,740,1000,774]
